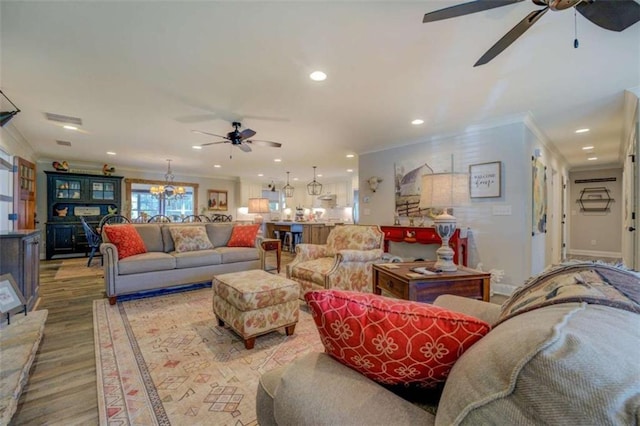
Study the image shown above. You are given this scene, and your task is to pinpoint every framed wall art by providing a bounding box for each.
[207,189,228,211]
[0,273,26,314]
[469,161,501,198]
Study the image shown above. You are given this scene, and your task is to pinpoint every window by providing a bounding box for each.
[125,179,199,222]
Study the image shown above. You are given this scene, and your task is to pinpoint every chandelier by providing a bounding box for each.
[150,160,185,200]
[307,166,322,196]
[283,171,294,198]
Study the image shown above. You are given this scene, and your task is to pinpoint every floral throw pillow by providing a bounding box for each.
[103,224,147,260]
[227,224,260,247]
[305,290,491,388]
[169,226,213,253]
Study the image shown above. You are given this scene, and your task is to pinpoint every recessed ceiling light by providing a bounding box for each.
[293,177,299,181]
[317,174,323,178]
[309,71,327,81]
[106,151,116,156]
[587,157,598,161]
[346,154,355,158]
[582,146,594,150]
[63,125,78,130]
[347,169,353,173]
[274,158,282,162]
[213,164,221,168]
[192,145,202,150]
[575,128,590,134]
[258,173,264,177]
[411,119,424,125]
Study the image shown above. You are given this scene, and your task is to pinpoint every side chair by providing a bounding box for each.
[80,217,102,267]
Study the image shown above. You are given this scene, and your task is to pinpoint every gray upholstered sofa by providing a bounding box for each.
[257,262,640,425]
[101,222,262,304]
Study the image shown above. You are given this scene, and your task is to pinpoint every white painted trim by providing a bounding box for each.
[567,249,622,258]
[523,113,569,166]
[492,282,516,296]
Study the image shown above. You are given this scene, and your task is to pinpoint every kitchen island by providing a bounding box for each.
[265,221,344,246]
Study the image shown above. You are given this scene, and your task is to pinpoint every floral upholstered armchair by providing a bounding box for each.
[286,225,384,298]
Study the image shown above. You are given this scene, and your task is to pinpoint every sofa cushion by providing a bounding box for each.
[118,252,176,275]
[305,290,490,388]
[161,223,198,253]
[213,247,259,264]
[205,223,234,247]
[103,224,147,260]
[325,225,383,256]
[436,303,640,426]
[227,224,260,247]
[168,225,214,252]
[172,249,222,269]
[131,224,164,252]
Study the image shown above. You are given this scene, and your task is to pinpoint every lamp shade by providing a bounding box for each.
[419,173,469,209]
[248,198,271,214]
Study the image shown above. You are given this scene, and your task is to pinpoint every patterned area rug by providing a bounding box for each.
[54,257,103,280]
[93,287,323,425]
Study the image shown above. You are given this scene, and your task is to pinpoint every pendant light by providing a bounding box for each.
[307,166,322,196]
[283,171,294,198]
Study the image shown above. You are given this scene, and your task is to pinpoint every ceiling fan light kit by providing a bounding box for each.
[307,166,323,196]
[192,122,282,158]
[422,0,640,66]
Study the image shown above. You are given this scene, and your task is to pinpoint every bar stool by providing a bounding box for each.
[283,231,294,252]
[292,232,302,252]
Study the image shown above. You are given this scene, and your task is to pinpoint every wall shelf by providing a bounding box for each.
[576,187,614,212]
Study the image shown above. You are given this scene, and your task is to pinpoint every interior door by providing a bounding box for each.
[13,156,36,229]
[622,120,638,269]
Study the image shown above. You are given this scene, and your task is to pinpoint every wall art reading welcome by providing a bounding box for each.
[469,161,501,198]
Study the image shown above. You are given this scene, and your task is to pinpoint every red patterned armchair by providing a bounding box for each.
[286,225,384,298]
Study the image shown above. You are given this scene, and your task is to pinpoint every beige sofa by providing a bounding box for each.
[257,262,640,425]
[101,222,262,304]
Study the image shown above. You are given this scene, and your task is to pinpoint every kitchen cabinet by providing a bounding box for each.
[239,181,263,206]
[45,171,123,259]
[0,230,41,311]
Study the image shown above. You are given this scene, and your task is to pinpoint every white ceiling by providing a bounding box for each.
[1,1,639,184]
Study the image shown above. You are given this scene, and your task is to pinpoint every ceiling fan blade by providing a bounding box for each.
[239,128,257,140]
[474,7,548,66]
[200,141,228,147]
[246,139,282,148]
[237,143,252,153]
[423,0,524,23]
[576,0,640,32]
[191,129,229,139]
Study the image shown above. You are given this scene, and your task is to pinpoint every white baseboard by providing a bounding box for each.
[491,282,516,296]
[567,249,622,258]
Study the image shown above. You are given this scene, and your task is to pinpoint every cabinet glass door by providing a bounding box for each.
[92,181,115,200]
[54,178,82,200]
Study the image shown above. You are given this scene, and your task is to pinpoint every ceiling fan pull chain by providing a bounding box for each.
[574,8,579,49]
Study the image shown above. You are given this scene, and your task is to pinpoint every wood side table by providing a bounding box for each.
[372,262,491,304]
[261,238,282,274]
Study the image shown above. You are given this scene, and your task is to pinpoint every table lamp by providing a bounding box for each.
[248,198,271,223]
[419,172,468,271]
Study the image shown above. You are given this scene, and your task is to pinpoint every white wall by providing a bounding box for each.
[359,117,568,293]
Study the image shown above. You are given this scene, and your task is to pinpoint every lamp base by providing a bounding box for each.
[433,212,457,272]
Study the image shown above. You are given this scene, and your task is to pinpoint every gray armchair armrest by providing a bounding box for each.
[261,352,433,426]
[434,294,502,325]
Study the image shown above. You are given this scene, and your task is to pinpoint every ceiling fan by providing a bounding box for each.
[192,122,282,153]
[422,0,640,66]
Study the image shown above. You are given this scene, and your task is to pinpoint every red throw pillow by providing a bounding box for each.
[305,290,491,388]
[227,224,260,247]
[103,224,147,260]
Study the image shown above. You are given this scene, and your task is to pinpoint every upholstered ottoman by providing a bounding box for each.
[212,269,300,349]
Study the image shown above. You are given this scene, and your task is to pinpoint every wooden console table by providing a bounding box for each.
[379,225,468,267]
[373,262,490,303]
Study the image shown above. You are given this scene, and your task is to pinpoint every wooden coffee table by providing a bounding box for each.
[372,262,491,304]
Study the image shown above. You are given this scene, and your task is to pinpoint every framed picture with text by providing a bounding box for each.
[0,274,26,314]
[469,161,501,198]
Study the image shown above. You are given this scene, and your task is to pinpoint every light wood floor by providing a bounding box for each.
[11,258,104,425]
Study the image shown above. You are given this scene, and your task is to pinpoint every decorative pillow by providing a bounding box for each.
[169,226,213,253]
[305,290,491,388]
[103,224,147,260]
[227,224,260,247]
